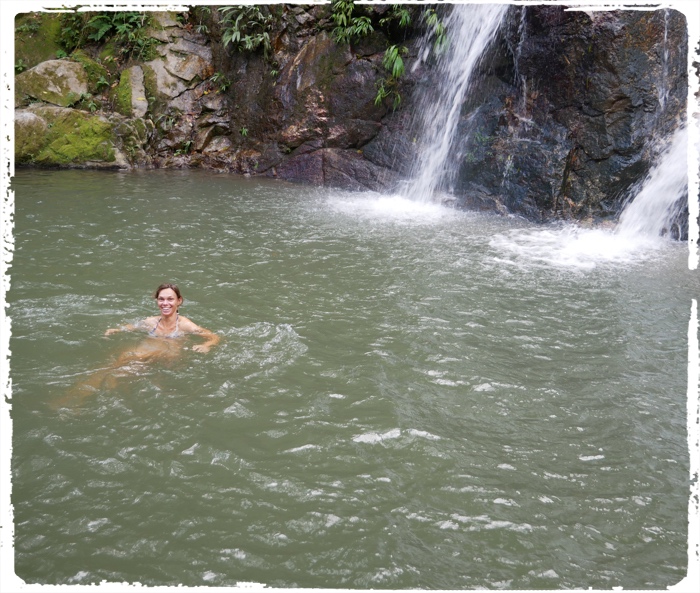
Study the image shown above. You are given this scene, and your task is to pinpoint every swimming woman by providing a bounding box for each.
[55,283,219,409]
[105,283,220,353]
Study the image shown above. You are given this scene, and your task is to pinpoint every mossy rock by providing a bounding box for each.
[97,41,119,61]
[113,69,133,117]
[15,59,88,108]
[14,111,48,162]
[17,105,116,165]
[70,50,110,94]
[15,13,62,71]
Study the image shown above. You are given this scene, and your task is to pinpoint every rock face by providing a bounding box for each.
[445,7,689,221]
[13,5,691,227]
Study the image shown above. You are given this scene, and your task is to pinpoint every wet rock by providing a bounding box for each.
[322,148,397,191]
[446,6,688,221]
[361,110,417,176]
[272,146,396,191]
[327,57,385,121]
[274,150,324,185]
[327,120,382,149]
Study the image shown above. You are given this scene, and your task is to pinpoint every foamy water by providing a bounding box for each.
[617,126,688,238]
[490,127,688,270]
[490,224,668,270]
[327,192,456,224]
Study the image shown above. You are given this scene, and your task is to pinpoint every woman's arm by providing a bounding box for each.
[105,323,137,336]
[104,318,155,336]
[180,317,220,353]
[191,328,220,353]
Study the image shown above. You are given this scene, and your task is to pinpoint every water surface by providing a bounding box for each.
[8,169,693,588]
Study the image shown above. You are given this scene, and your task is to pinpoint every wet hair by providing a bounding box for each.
[154,283,183,302]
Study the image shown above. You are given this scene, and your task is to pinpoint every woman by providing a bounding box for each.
[55,284,219,409]
[105,283,220,353]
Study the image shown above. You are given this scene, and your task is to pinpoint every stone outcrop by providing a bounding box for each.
[13,4,692,228]
[445,7,690,221]
[15,103,151,168]
[15,60,89,107]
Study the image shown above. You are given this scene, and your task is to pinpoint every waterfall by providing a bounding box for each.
[513,6,528,116]
[658,8,670,111]
[489,126,689,270]
[405,3,508,203]
[616,126,688,239]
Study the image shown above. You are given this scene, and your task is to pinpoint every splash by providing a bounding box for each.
[328,192,453,224]
[490,127,688,270]
[616,126,688,240]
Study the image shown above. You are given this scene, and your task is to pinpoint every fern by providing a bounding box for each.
[331,0,374,45]
[220,5,273,58]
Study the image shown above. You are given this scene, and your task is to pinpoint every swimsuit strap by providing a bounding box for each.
[150,313,178,337]
[149,317,160,336]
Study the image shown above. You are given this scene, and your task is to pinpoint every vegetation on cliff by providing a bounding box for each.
[13,3,690,227]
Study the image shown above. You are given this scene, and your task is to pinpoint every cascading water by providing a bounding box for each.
[658,8,670,111]
[616,126,688,239]
[490,126,689,270]
[405,3,508,203]
[381,3,688,269]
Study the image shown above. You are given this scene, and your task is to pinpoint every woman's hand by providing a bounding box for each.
[192,344,211,353]
[105,324,136,336]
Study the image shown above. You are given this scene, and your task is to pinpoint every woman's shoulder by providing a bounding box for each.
[141,316,160,329]
[178,316,206,333]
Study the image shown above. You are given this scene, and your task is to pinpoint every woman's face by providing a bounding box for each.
[156,288,182,317]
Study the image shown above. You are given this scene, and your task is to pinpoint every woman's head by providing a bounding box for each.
[154,283,182,300]
[154,283,183,306]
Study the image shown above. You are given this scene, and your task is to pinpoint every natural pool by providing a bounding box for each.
[7,168,693,588]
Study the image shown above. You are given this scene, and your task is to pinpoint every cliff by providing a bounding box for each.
[14,4,689,227]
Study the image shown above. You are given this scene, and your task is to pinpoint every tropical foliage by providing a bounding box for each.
[59,11,157,61]
[219,5,274,58]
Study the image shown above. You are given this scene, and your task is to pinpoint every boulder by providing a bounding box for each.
[14,110,48,160]
[15,104,118,167]
[142,59,188,100]
[15,104,153,169]
[15,59,88,107]
[114,66,149,118]
[163,50,210,83]
[128,66,149,118]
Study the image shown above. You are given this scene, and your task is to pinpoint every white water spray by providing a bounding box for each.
[491,126,688,270]
[616,126,687,239]
[406,4,508,203]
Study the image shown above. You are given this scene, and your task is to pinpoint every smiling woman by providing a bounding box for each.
[106,283,220,351]
[54,283,220,409]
